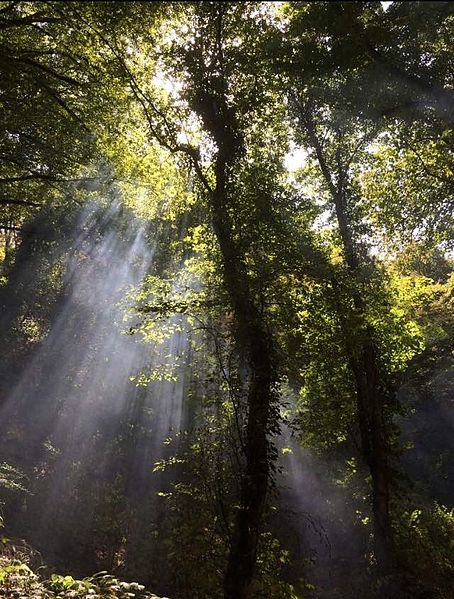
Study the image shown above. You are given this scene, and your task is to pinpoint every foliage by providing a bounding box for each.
[395,503,454,598]
[360,133,454,251]
[0,556,165,599]
[148,419,305,599]
[0,463,28,495]
[0,2,453,598]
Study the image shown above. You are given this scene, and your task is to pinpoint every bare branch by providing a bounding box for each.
[0,173,99,184]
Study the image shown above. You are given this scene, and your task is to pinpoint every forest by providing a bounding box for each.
[0,1,453,598]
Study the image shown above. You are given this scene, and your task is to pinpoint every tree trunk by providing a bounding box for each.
[348,334,394,570]
[334,203,395,570]
[210,173,275,599]
[223,314,273,599]
[191,90,277,597]
[175,9,279,593]
[298,108,395,569]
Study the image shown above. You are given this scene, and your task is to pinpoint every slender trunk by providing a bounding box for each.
[334,195,395,570]
[348,335,394,569]
[183,13,277,592]
[209,173,275,599]
[223,317,272,598]
[299,108,395,569]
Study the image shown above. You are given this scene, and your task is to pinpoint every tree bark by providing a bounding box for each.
[192,68,277,599]
[298,107,395,570]
[211,157,275,599]
[348,332,394,570]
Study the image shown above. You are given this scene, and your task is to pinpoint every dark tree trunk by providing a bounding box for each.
[298,107,395,570]
[210,167,276,599]
[192,84,277,599]
[222,309,273,599]
[333,195,395,571]
[348,333,394,570]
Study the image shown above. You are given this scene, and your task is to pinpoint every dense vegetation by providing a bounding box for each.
[0,2,453,598]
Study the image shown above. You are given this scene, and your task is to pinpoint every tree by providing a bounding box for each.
[0,1,134,264]
[0,3,452,597]
[82,3,288,595]
[165,7,281,596]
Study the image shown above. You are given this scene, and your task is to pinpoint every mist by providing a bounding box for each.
[0,199,192,580]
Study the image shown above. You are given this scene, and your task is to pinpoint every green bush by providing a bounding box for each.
[0,556,167,599]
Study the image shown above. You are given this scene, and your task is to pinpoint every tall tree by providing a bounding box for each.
[95,3,288,596]
[277,0,454,574]
[292,96,396,569]
[173,7,280,595]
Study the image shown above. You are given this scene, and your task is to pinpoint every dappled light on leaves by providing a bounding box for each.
[0,3,453,599]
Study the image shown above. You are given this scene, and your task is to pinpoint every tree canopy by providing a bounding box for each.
[0,3,453,599]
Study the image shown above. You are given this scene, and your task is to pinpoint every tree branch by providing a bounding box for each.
[2,54,83,87]
[0,198,41,207]
[67,5,214,195]
[41,81,90,131]
[0,14,61,30]
[0,173,99,184]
